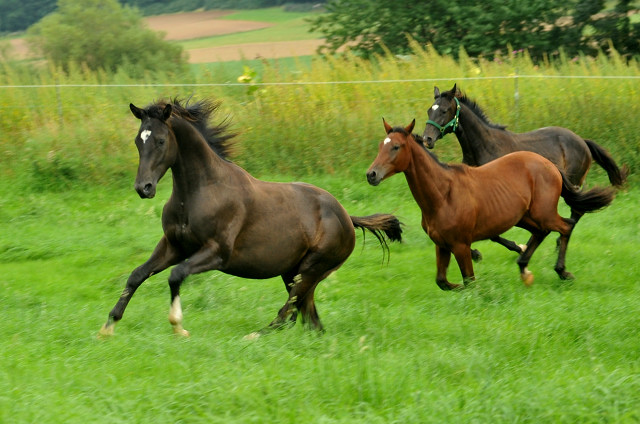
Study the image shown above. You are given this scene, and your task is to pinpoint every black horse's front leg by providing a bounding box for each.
[165,243,224,336]
[98,236,182,338]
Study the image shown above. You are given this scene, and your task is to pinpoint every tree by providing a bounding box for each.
[0,0,56,33]
[307,0,639,60]
[26,0,187,75]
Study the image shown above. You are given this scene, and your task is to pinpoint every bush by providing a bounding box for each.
[26,0,188,76]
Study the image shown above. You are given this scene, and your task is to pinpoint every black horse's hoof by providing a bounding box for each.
[471,249,483,262]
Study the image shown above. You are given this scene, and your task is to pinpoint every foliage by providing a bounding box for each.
[1,44,639,191]
[308,0,640,60]
[0,0,324,32]
[0,0,57,33]
[25,0,188,75]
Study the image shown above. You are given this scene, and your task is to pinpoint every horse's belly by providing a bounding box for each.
[221,242,307,279]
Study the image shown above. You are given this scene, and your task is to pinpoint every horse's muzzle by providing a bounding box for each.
[135,182,156,198]
[366,170,381,186]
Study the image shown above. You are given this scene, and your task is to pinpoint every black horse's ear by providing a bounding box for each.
[162,104,172,121]
[434,86,440,99]
[405,119,415,134]
[383,117,393,134]
[451,83,458,96]
[130,103,144,120]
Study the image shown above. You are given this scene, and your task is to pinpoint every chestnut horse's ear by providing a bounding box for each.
[405,119,415,134]
[130,103,144,120]
[162,104,172,121]
[434,86,440,98]
[383,117,393,134]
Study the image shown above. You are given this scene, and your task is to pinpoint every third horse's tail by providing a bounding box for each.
[584,139,628,187]
[561,171,616,214]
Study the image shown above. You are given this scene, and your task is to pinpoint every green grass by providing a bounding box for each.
[178,8,321,50]
[1,174,639,423]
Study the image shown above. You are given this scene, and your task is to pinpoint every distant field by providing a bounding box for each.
[6,7,323,63]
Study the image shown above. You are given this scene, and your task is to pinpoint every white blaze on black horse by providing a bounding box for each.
[99,98,402,337]
[422,84,627,260]
[367,119,615,289]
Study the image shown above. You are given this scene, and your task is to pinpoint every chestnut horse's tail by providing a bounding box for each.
[584,139,628,187]
[560,172,616,214]
[351,214,403,257]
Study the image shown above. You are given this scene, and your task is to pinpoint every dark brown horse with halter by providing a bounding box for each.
[99,97,402,338]
[367,119,615,290]
[422,84,627,260]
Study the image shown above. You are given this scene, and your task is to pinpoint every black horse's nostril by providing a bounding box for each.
[143,183,153,195]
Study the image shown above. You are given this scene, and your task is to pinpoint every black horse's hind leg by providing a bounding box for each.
[99,236,182,337]
[554,217,576,280]
[280,271,299,325]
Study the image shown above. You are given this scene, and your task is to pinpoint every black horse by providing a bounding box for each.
[422,84,627,258]
[99,97,402,338]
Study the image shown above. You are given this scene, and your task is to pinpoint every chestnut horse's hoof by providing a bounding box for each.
[521,268,535,286]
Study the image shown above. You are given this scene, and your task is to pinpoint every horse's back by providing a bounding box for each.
[514,126,591,183]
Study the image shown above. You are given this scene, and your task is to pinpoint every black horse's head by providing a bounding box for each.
[130,102,177,199]
[422,84,460,149]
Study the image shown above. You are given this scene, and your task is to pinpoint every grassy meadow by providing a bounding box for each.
[1,7,640,423]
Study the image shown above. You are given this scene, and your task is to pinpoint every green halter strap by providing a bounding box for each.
[426,97,460,136]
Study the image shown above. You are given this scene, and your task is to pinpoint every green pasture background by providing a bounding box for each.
[1,16,640,423]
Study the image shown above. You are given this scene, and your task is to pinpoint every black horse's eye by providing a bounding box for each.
[156,138,165,146]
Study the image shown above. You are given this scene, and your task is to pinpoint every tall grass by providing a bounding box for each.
[1,44,638,193]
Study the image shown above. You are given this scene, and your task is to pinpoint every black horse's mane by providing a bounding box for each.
[150,97,236,160]
[454,93,507,131]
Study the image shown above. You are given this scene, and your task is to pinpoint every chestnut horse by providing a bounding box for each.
[367,119,615,289]
[422,84,627,259]
[99,97,402,338]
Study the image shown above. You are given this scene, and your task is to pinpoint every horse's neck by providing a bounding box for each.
[455,105,510,166]
[403,141,451,217]
[169,120,241,199]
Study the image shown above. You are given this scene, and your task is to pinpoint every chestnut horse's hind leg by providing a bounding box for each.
[553,217,576,280]
[516,231,549,286]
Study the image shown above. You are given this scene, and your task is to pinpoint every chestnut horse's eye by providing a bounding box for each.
[392,145,400,151]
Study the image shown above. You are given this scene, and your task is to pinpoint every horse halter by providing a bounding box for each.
[426,97,460,137]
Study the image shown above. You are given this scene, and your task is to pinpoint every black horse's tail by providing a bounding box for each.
[560,172,616,214]
[584,139,628,187]
[351,214,403,259]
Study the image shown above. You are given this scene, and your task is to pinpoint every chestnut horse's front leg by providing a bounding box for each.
[452,244,475,287]
[435,245,462,290]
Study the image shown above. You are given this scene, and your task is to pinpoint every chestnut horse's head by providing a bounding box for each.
[366,118,416,186]
[129,102,177,199]
[422,84,460,149]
